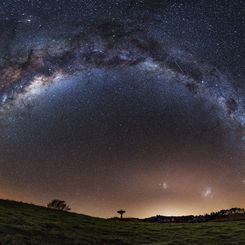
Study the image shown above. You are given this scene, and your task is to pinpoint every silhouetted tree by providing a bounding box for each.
[117,209,126,219]
[218,209,227,216]
[47,199,71,211]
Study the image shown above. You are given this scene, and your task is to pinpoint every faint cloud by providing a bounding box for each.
[159,182,168,190]
[201,187,213,198]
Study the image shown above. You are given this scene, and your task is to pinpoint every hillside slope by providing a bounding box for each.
[0,200,244,244]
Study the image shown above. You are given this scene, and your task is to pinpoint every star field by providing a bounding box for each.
[0,0,244,218]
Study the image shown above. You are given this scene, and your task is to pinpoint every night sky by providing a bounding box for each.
[0,0,244,218]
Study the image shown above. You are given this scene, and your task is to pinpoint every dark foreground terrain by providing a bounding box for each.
[0,200,244,245]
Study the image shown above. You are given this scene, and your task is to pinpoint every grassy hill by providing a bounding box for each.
[0,200,244,245]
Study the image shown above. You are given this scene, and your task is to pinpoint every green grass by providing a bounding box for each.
[0,200,244,244]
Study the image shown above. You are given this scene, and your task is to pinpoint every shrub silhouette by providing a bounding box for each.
[47,199,71,211]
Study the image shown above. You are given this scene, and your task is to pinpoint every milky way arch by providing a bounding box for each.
[0,2,244,217]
